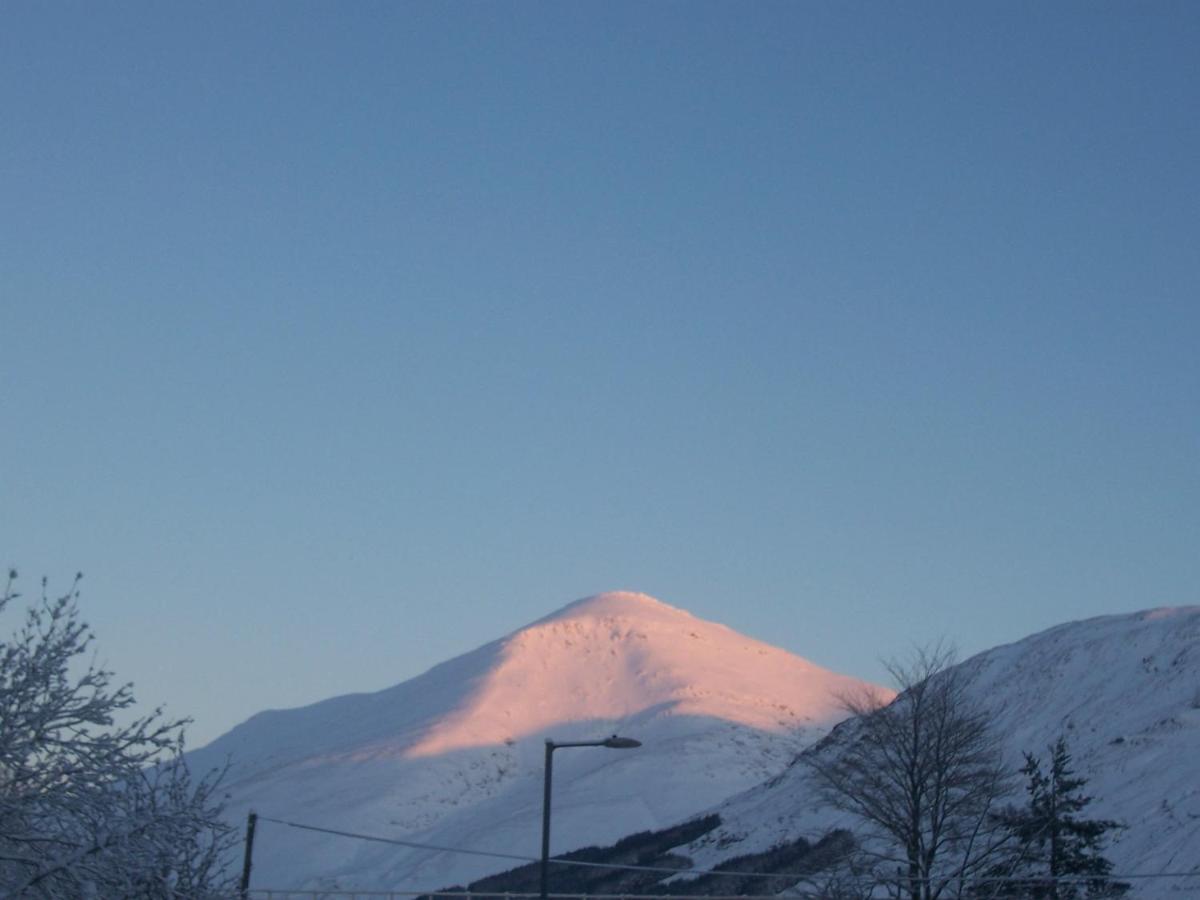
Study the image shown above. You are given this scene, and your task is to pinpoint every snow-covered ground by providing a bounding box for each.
[682,607,1200,896]
[187,591,887,891]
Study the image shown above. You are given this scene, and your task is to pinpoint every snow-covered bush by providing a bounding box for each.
[0,570,236,898]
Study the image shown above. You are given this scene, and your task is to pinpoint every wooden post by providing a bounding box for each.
[239,810,258,899]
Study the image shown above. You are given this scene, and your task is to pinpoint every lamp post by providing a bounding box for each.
[540,734,641,900]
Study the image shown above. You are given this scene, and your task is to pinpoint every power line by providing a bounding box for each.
[256,814,1200,887]
[257,817,776,879]
[259,817,536,866]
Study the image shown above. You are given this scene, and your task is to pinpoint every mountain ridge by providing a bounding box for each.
[678,605,1200,895]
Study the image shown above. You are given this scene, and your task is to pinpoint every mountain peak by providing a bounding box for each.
[535,590,694,626]
[405,591,878,759]
[189,591,888,891]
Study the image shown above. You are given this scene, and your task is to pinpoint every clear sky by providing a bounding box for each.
[2,2,1197,748]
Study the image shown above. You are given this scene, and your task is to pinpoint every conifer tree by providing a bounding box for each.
[990,737,1127,899]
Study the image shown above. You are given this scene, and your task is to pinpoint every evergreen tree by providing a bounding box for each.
[990,737,1127,899]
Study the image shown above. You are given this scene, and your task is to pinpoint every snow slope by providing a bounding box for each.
[188,591,886,891]
[682,607,1200,896]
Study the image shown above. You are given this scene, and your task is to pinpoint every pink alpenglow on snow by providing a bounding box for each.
[408,591,881,757]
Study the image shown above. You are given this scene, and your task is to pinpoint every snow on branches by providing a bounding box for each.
[0,570,236,898]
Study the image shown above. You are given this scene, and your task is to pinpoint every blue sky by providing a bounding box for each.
[2,2,1197,747]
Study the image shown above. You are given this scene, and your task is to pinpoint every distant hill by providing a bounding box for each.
[676,607,1200,897]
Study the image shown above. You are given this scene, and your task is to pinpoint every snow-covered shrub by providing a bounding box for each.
[0,571,236,897]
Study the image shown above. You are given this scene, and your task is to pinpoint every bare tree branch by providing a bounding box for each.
[806,644,1014,900]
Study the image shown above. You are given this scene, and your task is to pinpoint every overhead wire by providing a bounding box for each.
[258,817,779,879]
[256,814,1200,887]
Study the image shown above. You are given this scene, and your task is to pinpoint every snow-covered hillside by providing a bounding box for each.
[188,591,886,891]
[683,607,1200,895]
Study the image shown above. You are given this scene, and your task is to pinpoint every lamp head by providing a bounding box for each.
[602,735,642,749]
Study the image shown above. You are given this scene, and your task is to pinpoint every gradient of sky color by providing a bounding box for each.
[2,2,1197,747]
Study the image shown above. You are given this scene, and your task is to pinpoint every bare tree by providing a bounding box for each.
[0,570,236,897]
[795,834,885,900]
[805,645,1013,900]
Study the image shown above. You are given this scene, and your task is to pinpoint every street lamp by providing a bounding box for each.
[540,734,642,900]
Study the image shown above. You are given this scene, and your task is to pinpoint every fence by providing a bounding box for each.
[236,886,1200,900]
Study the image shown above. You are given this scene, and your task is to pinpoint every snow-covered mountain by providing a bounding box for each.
[681,607,1200,895]
[189,591,887,891]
